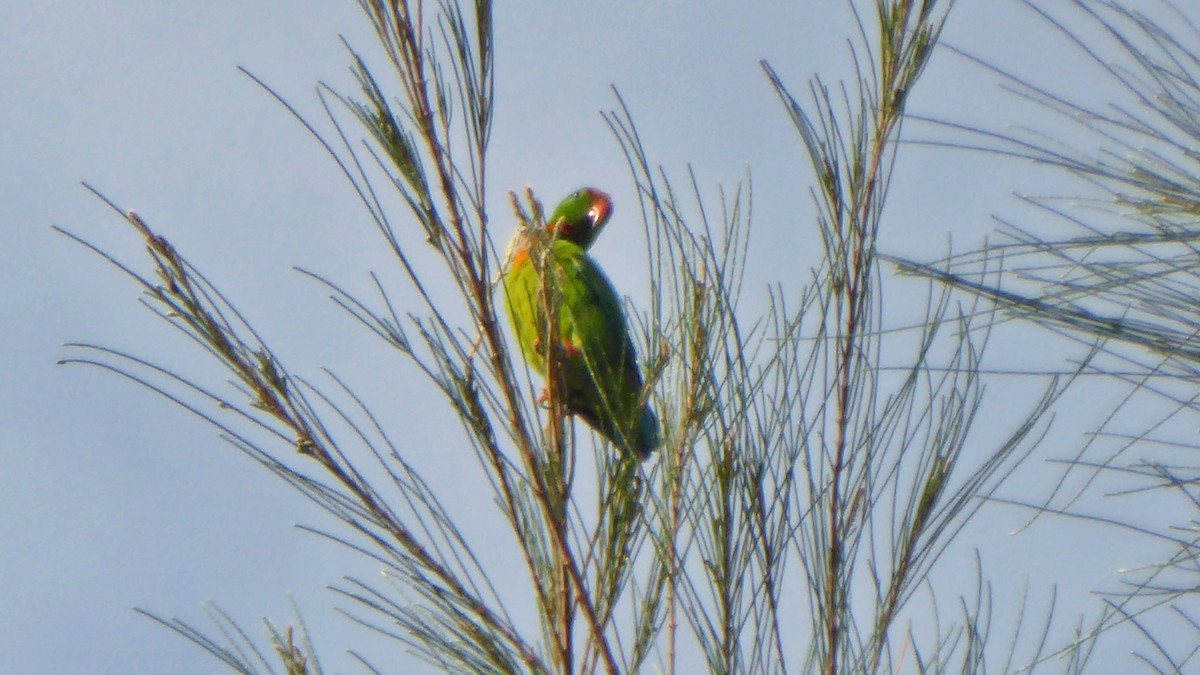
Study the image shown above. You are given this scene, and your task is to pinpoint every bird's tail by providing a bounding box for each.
[632,406,661,459]
[572,401,660,459]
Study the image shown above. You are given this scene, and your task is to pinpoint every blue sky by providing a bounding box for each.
[3,1,1194,672]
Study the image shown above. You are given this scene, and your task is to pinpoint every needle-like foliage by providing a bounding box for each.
[892,0,1200,670]
[62,0,1083,673]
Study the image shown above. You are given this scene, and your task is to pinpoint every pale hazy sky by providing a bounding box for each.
[2,2,1192,672]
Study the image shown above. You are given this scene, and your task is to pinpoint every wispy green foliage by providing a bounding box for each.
[892,0,1200,670]
[61,0,1093,673]
[132,602,323,675]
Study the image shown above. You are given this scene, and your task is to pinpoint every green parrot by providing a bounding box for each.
[501,188,660,458]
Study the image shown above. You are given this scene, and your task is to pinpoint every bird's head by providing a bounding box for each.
[546,187,613,250]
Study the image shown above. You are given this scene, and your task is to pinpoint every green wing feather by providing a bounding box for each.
[503,235,659,457]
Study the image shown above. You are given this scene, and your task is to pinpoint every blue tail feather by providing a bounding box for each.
[634,407,661,458]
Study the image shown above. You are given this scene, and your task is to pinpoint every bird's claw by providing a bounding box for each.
[532,336,582,359]
[560,339,583,358]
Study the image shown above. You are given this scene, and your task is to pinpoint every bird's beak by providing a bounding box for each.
[588,189,613,232]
